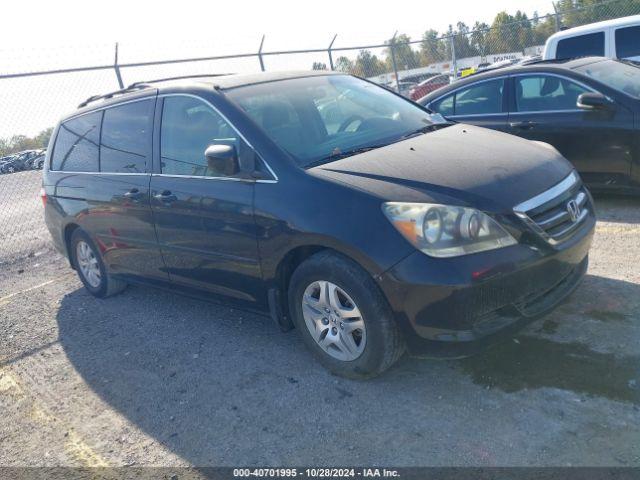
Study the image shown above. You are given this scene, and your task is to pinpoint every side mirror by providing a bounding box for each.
[577,92,614,111]
[204,144,240,176]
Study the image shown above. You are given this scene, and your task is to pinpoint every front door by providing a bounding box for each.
[508,74,634,188]
[150,94,263,306]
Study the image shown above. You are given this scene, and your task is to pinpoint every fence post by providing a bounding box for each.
[257,35,266,71]
[389,31,400,92]
[327,34,337,71]
[552,1,561,32]
[114,42,124,89]
[449,33,457,81]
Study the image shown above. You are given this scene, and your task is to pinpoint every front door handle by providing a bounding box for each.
[510,121,537,130]
[154,190,178,203]
[123,188,144,201]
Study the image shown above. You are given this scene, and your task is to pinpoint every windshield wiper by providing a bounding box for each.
[304,143,393,169]
[620,59,640,68]
[304,122,454,169]
[400,123,451,140]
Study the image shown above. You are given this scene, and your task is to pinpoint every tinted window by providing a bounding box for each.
[431,95,454,116]
[515,75,589,112]
[556,32,605,59]
[100,99,154,173]
[227,75,440,167]
[453,79,504,115]
[615,26,640,58]
[51,112,101,172]
[161,96,240,177]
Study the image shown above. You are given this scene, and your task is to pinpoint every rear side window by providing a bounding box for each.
[453,79,504,115]
[430,95,454,116]
[556,32,605,59]
[160,96,240,177]
[615,26,640,59]
[51,112,101,172]
[100,99,154,173]
[431,79,504,117]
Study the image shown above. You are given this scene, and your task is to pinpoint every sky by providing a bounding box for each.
[1,0,555,138]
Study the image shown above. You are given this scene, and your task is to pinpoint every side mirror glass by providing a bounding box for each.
[204,144,240,177]
[577,92,614,111]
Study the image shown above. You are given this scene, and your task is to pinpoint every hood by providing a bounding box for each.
[309,124,573,212]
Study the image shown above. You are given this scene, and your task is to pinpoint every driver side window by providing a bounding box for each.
[160,96,240,177]
[514,75,590,113]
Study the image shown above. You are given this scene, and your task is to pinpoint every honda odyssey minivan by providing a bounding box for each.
[43,71,595,378]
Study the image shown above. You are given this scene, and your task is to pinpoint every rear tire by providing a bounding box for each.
[288,251,405,379]
[70,229,127,298]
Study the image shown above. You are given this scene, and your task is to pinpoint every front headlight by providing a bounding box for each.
[382,202,517,258]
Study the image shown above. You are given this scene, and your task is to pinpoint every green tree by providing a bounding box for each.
[384,34,420,71]
[312,62,327,70]
[334,56,354,74]
[419,29,446,65]
[0,128,52,157]
[556,0,640,29]
[353,50,386,77]
[452,22,479,59]
[470,22,490,58]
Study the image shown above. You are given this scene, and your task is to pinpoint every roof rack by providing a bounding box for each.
[78,74,233,109]
[78,84,150,108]
[127,73,232,89]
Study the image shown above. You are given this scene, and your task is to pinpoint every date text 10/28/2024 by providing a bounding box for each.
[233,468,400,478]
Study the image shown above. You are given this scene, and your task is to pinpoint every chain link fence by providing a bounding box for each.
[0,0,637,267]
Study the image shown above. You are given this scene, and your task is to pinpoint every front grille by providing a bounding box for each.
[514,171,590,245]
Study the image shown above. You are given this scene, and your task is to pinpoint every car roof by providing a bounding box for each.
[207,70,343,89]
[546,14,640,43]
[68,70,344,120]
[419,57,609,102]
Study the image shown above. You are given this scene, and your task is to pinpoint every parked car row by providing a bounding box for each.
[0,149,47,174]
[384,15,640,103]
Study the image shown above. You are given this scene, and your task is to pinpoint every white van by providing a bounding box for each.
[543,15,640,62]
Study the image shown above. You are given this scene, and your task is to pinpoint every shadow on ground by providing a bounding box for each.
[592,194,640,224]
[55,273,640,465]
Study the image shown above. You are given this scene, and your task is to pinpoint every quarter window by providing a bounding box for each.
[514,75,590,112]
[51,112,101,172]
[615,26,640,59]
[100,100,154,173]
[160,96,240,177]
[556,32,605,59]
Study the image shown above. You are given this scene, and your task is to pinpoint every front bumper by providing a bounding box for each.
[377,215,594,357]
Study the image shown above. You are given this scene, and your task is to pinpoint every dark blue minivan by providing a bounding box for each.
[43,71,595,378]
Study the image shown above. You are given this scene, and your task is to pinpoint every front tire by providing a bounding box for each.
[288,251,405,379]
[70,229,127,298]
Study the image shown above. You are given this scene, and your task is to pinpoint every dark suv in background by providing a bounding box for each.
[43,71,594,378]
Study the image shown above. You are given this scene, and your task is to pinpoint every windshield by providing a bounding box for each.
[226,75,445,168]
[575,59,640,99]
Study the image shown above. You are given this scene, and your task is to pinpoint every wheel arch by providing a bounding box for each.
[267,242,382,332]
[63,222,81,268]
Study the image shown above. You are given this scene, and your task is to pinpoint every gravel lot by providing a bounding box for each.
[0,171,639,467]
